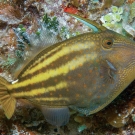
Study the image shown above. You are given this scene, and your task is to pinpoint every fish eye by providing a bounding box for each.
[102,38,113,49]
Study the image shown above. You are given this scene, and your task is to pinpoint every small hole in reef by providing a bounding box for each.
[54,128,58,132]
[57,134,60,135]
[99,0,103,2]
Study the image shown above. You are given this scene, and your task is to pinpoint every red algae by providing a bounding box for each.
[63,5,78,14]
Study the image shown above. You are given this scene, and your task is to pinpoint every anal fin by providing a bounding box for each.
[41,106,70,126]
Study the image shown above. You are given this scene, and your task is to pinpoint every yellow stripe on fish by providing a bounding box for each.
[33,97,69,102]
[20,45,63,77]
[21,42,95,78]
[12,81,67,97]
[8,53,97,91]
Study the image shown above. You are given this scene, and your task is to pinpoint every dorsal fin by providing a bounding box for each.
[68,13,107,32]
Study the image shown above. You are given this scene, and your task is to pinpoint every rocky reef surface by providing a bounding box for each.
[0,0,135,134]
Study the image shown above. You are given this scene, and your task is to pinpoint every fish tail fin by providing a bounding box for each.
[0,76,16,119]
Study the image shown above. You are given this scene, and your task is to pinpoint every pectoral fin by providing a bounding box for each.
[41,106,70,126]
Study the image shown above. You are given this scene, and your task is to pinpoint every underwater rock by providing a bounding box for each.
[0,3,23,25]
[101,0,113,10]
[103,80,135,128]
[1,0,135,134]
[123,25,135,37]
[70,0,80,7]
[104,105,131,128]
[0,28,18,74]
[101,0,125,10]
[127,0,135,4]
[112,0,125,7]
[129,2,135,23]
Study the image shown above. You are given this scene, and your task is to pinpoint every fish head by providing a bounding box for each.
[75,29,135,115]
[100,30,135,79]
[90,29,135,112]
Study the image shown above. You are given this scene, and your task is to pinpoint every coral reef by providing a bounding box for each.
[100,6,123,33]
[100,1,135,39]
[0,0,135,134]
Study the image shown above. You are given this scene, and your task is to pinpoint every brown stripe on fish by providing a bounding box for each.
[21,40,94,78]
[33,62,99,106]
[11,81,67,98]
[11,62,96,104]
[18,43,64,78]
[19,50,87,82]
[10,65,87,99]
[8,51,88,93]
[10,73,67,94]
[27,45,63,70]
[10,65,79,98]
[8,53,97,95]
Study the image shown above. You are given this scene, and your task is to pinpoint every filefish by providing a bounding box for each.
[0,14,135,127]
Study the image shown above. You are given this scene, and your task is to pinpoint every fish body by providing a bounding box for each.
[1,15,135,126]
[9,32,103,107]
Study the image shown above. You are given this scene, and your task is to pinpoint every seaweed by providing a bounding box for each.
[43,14,59,32]
[13,24,30,59]
[1,55,16,69]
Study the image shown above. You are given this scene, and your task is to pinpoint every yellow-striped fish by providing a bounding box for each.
[1,14,135,126]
